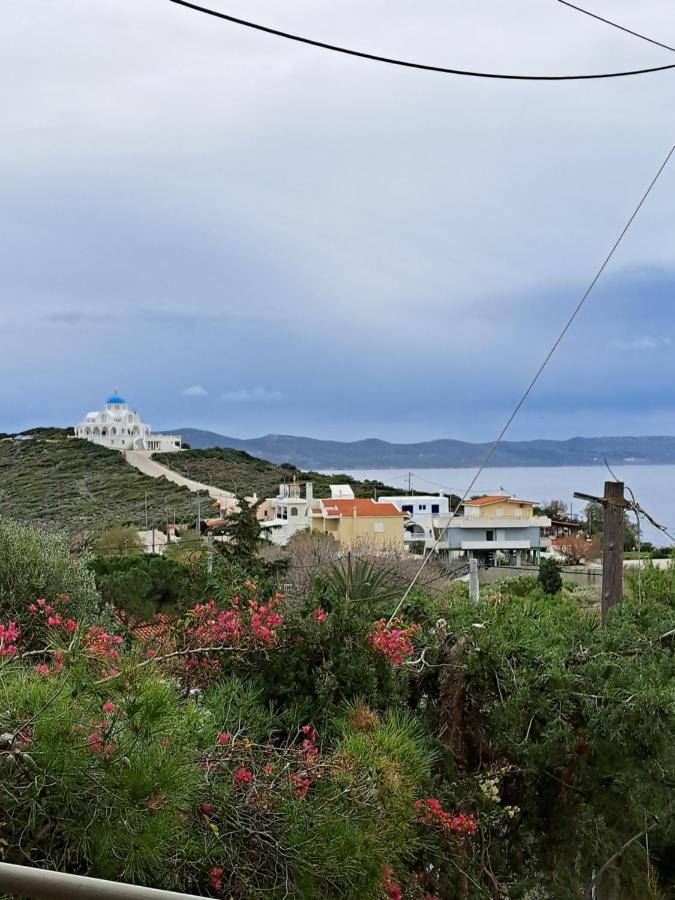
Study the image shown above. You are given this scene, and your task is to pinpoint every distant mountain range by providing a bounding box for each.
[172,429,675,470]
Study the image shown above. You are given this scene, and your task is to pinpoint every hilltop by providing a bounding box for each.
[0,432,397,538]
[174,428,675,469]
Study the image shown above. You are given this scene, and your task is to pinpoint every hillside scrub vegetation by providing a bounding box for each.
[153,446,399,500]
[0,523,674,897]
[0,434,205,536]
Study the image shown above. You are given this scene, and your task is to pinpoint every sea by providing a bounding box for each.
[323,464,675,547]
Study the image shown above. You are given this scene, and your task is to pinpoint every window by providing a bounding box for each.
[431,504,439,514]
[495,508,504,517]
[486,530,495,541]
[418,504,427,511]
[373,522,384,534]
[290,507,298,517]
[402,504,413,514]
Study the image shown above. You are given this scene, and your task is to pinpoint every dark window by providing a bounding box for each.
[402,505,413,514]
[418,504,427,511]
[486,530,495,541]
[431,504,440,514]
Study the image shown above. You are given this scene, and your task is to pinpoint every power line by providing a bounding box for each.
[558,0,675,55]
[388,143,675,623]
[168,0,675,81]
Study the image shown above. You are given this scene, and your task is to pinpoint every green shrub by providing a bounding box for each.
[0,520,102,635]
[537,557,562,595]
[90,554,192,621]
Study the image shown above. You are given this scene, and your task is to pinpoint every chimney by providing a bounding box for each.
[305,482,313,502]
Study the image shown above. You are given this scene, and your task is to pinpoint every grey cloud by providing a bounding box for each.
[220,387,285,404]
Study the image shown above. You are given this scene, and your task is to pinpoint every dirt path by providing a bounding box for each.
[124,450,234,503]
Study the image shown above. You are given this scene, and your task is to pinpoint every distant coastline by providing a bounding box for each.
[173,428,675,471]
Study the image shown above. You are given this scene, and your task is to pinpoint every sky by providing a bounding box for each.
[2,0,675,442]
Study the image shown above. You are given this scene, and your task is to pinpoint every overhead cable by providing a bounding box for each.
[169,0,675,81]
[558,0,675,55]
[388,143,675,622]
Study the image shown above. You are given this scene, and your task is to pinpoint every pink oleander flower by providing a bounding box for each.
[87,732,104,753]
[217,732,230,745]
[312,608,327,623]
[35,663,50,676]
[415,798,478,836]
[290,774,312,799]
[368,618,420,666]
[0,621,20,657]
[102,702,115,714]
[233,767,254,786]
[209,866,224,890]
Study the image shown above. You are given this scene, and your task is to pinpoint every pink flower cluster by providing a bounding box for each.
[83,625,123,661]
[86,731,113,755]
[190,601,241,645]
[247,598,282,647]
[312,608,327,623]
[0,621,20,657]
[34,651,65,677]
[300,724,318,759]
[233,767,254,788]
[414,798,478,836]
[209,866,224,890]
[28,600,78,634]
[367,618,420,666]
[290,773,312,799]
[187,596,283,651]
[382,865,403,900]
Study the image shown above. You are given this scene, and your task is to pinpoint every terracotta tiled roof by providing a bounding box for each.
[464,495,534,507]
[313,498,404,518]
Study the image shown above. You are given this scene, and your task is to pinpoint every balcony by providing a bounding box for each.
[454,516,551,529]
[460,540,531,551]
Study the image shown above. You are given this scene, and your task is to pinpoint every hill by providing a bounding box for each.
[174,428,675,469]
[0,432,205,537]
[151,447,397,500]
[0,433,398,538]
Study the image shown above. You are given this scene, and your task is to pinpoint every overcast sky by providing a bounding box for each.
[2,0,674,441]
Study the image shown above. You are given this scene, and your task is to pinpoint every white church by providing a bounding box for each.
[74,395,182,453]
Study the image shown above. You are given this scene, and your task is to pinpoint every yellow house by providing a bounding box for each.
[462,495,537,519]
[310,498,405,551]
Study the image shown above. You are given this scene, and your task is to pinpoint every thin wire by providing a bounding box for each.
[624,485,643,602]
[558,0,675,55]
[388,144,675,624]
[169,0,675,81]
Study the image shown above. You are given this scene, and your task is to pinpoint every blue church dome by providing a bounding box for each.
[106,394,126,405]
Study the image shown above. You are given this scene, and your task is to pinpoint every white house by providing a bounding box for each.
[260,481,313,546]
[74,395,181,453]
[378,494,449,552]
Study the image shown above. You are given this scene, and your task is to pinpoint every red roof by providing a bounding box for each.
[464,495,510,506]
[464,495,534,507]
[314,498,404,518]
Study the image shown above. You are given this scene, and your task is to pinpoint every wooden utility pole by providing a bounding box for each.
[600,481,624,625]
[574,481,625,626]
